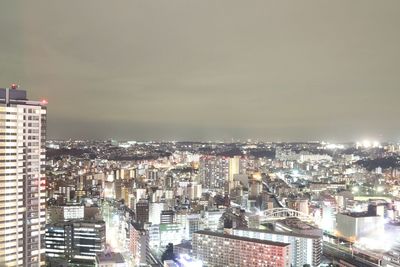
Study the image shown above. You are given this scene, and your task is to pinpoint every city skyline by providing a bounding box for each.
[2,1,400,267]
[1,0,399,142]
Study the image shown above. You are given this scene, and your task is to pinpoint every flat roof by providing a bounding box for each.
[47,219,105,227]
[96,252,125,263]
[175,242,192,249]
[194,230,290,247]
[0,88,44,106]
[338,212,380,218]
[234,227,321,239]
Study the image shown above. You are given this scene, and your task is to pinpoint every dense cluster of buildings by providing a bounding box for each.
[42,137,400,266]
[1,84,400,266]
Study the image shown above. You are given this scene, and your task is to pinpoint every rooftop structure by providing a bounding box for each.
[95,252,126,267]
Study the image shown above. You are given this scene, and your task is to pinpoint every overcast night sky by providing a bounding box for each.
[0,1,399,142]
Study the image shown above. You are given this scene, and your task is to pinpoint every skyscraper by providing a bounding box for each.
[199,156,229,189]
[0,85,47,266]
[227,156,240,193]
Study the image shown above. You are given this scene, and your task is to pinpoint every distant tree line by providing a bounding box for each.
[356,156,400,171]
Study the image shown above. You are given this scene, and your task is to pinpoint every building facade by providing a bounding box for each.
[193,230,291,267]
[129,223,149,266]
[0,86,47,266]
[232,228,322,267]
[95,252,126,267]
[45,220,106,262]
[336,213,384,241]
[136,199,150,226]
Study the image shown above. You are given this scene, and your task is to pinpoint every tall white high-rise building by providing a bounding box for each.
[228,156,240,193]
[228,156,240,181]
[149,202,165,224]
[0,85,47,266]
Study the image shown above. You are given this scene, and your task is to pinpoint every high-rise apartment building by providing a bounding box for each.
[193,230,291,267]
[200,156,245,192]
[232,228,322,267]
[199,156,229,189]
[129,222,149,266]
[0,85,47,267]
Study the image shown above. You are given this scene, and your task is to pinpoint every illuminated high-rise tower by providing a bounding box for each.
[228,156,240,193]
[0,84,47,267]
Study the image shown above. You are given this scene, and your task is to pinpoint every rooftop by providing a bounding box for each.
[0,87,27,101]
[339,212,380,218]
[96,252,125,263]
[194,230,290,247]
[175,241,192,250]
[0,86,45,106]
[234,227,322,239]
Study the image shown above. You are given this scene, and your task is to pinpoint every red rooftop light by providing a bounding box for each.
[41,99,48,105]
[11,83,18,89]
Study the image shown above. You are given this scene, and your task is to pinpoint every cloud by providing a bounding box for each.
[0,0,399,141]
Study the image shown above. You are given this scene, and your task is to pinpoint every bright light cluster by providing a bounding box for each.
[355,235,394,252]
[356,140,380,148]
[352,186,359,193]
[325,143,344,150]
[177,254,203,267]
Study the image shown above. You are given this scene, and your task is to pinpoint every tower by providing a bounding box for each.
[228,156,240,193]
[0,85,47,266]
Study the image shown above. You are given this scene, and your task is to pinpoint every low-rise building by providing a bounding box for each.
[95,252,126,267]
[336,212,384,241]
